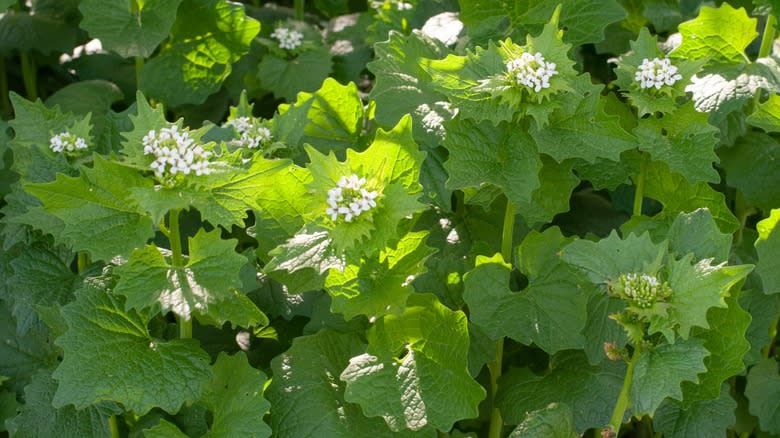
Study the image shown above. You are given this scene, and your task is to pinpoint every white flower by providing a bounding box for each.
[635,57,683,90]
[224,116,273,149]
[325,174,379,223]
[142,125,212,179]
[49,132,88,153]
[506,52,558,93]
[271,27,304,50]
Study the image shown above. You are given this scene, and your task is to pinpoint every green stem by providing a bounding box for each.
[19,52,37,101]
[0,56,9,116]
[754,14,777,107]
[608,348,641,434]
[168,209,191,339]
[108,414,120,438]
[501,200,516,263]
[77,252,90,274]
[294,0,304,20]
[765,310,778,359]
[633,153,647,217]
[135,57,144,90]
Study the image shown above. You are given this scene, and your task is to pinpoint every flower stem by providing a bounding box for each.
[501,200,516,263]
[108,414,120,438]
[19,52,37,101]
[608,348,641,434]
[753,14,777,107]
[168,209,191,339]
[633,153,647,217]
[294,0,304,20]
[77,252,90,274]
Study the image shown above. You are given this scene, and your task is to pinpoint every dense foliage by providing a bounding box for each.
[0,0,778,437]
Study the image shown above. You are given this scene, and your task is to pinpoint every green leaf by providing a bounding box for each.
[747,93,780,133]
[140,0,260,106]
[442,117,541,206]
[199,352,271,438]
[654,385,737,438]
[6,372,115,438]
[666,253,752,339]
[0,389,19,433]
[509,403,578,438]
[78,0,181,58]
[672,3,756,64]
[464,228,587,354]
[634,103,720,184]
[720,132,780,212]
[496,351,625,433]
[667,209,732,263]
[581,293,628,365]
[0,304,58,393]
[458,0,626,47]
[745,358,780,434]
[516,155,578,226]
[643,159,740,234]
[143,420,189,438]
[0,8,79,54]
[629,338,709,416]
[756,209,780,294]
[680,293,751,406]
[266,330,421,437]
[24,156,155,261]
[114,229,246,321]
[257,47,334,102]
[264,223,344,279]
[341,294,485,432]
[368,31,452,148]
[274,78,363,156]
[52,280,212,414]
[194,289,269,330]
[325,231,435,321]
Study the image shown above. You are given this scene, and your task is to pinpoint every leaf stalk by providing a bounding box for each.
[633,153,647,217]
[19,52,37,101]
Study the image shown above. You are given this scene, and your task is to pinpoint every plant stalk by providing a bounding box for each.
[77,252,90,274]
[294,0,304,20]
[135,57,144,90]
[501,200,516,263]
[753,14,777,107]
[633,153,647,217]
[19,52,37,101]
[608,348,641,434]
[168,209,191,339]
[0,56,9,115]
[108,414,120,438]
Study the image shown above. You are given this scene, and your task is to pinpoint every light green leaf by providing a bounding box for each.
[52,280,212,414]
[266,330,422,437]
[274,78,363,156]
[509,403,578,438]
[666,253,752,339]
[24,156,155,261]
[199,352,271,438]
[143,420,188,438]
[756,209,780,295]
[78,0,182,58]
[720,132,780,213]
[140,0,260,106]
[496,351,625,433]
[667,209,732,263]
[516,155,578,226]
[194,289,268,330]
[442,117,541,206]
[264,223,344,279]
[341,294,485,432]
[464,228,587,354]
[745,358,780,434]
[630,338,709,416]
[654,385,737,438]
[326,231,435,321]
[257,47,334,102]
[6,372,115,438]
[458,0,626,47]
[634,103,720,184]
[672,3,756,64]
[747,93,780,133]
[114,229,246,321]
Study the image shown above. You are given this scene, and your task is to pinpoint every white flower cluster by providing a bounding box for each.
[271,27,304,50]
[49,132,88,153]
[506,52,558,92]
[224,116,272,149]
[616,272,672,309]
[326,174,379,222]
[635,57,682,89]
[370,0,413,10]
[142,125,212,178]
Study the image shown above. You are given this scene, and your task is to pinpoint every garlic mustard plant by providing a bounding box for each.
[325,174,379,222]
[142,125,212,180]
[506,52,558,92]
[635,57,683,89]
[270,27,304,50]
[611,272,672,309]
[224,116,272,149]
[49,132,88,154]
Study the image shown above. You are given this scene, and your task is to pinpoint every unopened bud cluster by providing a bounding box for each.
[612,273,672,309]
[326,174,379,223]
[506,52,558,92]
[49,132,88,154]
[635,57,683,89]
[271,27,304,50]
[143,125,212,179]
[224,117,272,149]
